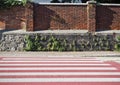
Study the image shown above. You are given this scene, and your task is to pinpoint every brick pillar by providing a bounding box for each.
[26,3,34,31]
[87,1,96,33]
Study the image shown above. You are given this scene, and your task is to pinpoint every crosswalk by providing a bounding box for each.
[0,56,120,85]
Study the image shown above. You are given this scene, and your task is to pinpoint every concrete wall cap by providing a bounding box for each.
[98,3,120,6]
[38,3,87,6]
[87,1,97,4]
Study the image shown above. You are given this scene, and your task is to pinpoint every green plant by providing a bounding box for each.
[115,36,120,51]
[5,0,27,6]
[24,35,34,51]
[0,0,29,9]
[72,40,76,51]
[24,35,68,51]
[47,36,66,51]
[24,35,43,51]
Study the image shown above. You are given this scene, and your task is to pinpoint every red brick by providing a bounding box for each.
[34,5,87,30]
[1,3,120,32]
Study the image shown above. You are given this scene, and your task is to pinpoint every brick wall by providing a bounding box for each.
[0,6,26,30]
[34,4,87,30]
[0,2,120,32]
[96,5,120,31]
[0,3,33,31]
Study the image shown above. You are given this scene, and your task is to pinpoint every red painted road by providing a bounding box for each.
[0,57,120,85]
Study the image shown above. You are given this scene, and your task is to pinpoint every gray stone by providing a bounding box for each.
[0,33,117,51]
[19,43,24,48]
[11,47,16,51]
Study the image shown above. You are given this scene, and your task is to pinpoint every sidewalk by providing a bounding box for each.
[0,51,120,62]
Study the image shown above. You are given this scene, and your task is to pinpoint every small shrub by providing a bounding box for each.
[24,35,68,51]
[24,35,35,51]
[115,36,120,51]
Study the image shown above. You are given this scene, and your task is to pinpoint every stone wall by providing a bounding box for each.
[0,33,116,51]
[0,34,25,51]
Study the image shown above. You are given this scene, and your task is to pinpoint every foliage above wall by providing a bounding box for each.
[0,0,30,9]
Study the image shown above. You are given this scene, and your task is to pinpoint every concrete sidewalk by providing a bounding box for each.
[0,51,120,62]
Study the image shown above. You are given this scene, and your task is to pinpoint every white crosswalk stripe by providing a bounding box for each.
[0,67,117,70]
[0,78,120,82]
[0,63,111,66]
[0,60,103,62]
[0,72,120,76]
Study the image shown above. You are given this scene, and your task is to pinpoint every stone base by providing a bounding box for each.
[0,31,116,51]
